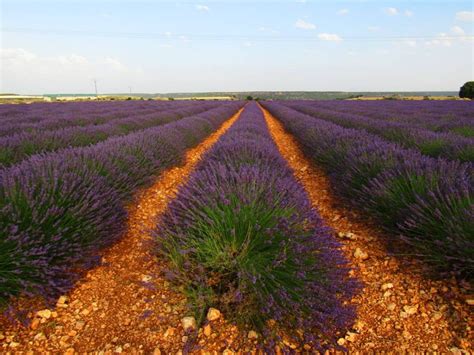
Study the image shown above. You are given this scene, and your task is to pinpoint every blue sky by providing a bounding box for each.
[1,0,473,94]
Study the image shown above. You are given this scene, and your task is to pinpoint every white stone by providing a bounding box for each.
[37,309,52,319]
[248,330,258,339]
[354,248,369,260]
[206,308,221,321]
[181,316,196,332]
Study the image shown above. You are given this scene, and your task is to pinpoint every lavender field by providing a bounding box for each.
[0,100,244,301]
[0,99,472,352]
[262,100,474,274]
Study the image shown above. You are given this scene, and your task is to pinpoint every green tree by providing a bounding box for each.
[459,81,474,99]
[246,95,253,101]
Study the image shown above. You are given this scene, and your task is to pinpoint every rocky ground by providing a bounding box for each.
[0,107,472,354]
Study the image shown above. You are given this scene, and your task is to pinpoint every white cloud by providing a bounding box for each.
[425,33,452,47]
[295,19,316,30]
[385,7,399,16]
[1,48,37,62]
[451,26,465,36]
[103,57,127,71]
[243,41,254,47]
[318,33,342,41]
[456,11,474,22]
[405,40,417,48]
[1,48,142,94]
[1,48,90,67]
[338,9,349,16]
[57,54,89,66]
[368,26,380,32]
[375,49,390,55]
[423,27,471,47]
[295,0,307,3]
[405,10,414,17]
[258,26,279,34]
[195,4,209,12]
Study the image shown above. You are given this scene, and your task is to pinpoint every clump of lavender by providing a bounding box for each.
[156,103,358,350]
[0,159,126,303]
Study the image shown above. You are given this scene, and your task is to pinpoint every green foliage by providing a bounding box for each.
[417,139,448,158]
[458,145,474,162]
[459,81,474,99]
[161,189,311,329]
[451,126,474,137]
[369,173,436,228]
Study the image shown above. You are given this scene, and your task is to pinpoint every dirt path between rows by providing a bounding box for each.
[261,105,472,353]
[0,109,245,354]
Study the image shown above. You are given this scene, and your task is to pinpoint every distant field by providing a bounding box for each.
[349,95,466,100]
[0,91,464,104]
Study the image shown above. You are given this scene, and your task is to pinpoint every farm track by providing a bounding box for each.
[0,108,253,353]
[261,105,473,353]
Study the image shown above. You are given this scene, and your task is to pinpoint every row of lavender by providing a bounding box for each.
[0,102,244,305]
[0,100,186,124]
[0,100,203,137]
[262,102,473,277]
[305,100,474,136]
[155,102,358,351]
[0,102,221,167]
[284,101,474,162]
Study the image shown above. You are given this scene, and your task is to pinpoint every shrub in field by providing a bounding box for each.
[0,160,126,302]
[262,102,474,277]
[0,102,244,305]
[368,160,473,271]
[460,81,474,99]
[451,126,474,138]
[155,103,357,350]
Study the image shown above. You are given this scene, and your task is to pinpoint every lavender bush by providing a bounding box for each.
[0,102,244,305]
[262,102,473,277]
[155,103,357,350]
